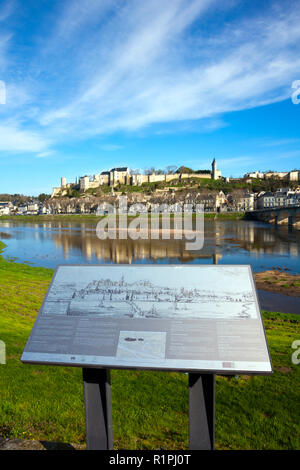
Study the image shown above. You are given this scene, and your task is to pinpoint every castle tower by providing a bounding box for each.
[211,159,217,180]
[211,158,221,180]
[61,177,67,188]
[80,176,90,192]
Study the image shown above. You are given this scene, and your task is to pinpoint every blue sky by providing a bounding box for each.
[0,0,300,195]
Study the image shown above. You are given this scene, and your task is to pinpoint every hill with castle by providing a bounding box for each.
[52,159,221,197]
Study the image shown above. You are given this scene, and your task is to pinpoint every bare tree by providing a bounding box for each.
[165,165,177,174]
[144,167,156,175]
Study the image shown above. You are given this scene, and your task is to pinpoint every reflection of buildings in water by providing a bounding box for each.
[235,223,258,244]
[50,220,300,263]
[52,231,223,264]
[12,218,298,263]
[213,254,222,264]
[54,235,70,259]
[289,243,299,257]
[231,222,300,257]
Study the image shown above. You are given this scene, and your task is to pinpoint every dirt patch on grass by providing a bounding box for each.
[254,270,300,297]
[274,366,293,374]
[0,438,85,450]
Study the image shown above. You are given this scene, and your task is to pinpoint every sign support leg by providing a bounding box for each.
[189,373,215,450]
[82,368,113,450]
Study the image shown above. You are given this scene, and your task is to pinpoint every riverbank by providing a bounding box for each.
[254,270,300,296]
[0,212,245,223]
[0,242,299,449]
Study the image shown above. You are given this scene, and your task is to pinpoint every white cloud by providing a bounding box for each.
[0,1,14,71]
[219,150,300,175]
[36,150,56,158]
[3,0,300,152]
[54,0,113,40]
[36,0,300,141]
[1,82,33,109]
[259,138,300,147]
[0,32,12,71]
[99,144,123,151]
[0,123,51,153]
[218,156,258,168]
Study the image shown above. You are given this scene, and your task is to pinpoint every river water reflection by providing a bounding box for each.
[0,219,299,274]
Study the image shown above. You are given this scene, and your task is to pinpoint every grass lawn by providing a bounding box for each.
[0,212,245,223]
[0,240,299,449]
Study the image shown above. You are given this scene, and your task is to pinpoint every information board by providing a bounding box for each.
[21,265,272,374]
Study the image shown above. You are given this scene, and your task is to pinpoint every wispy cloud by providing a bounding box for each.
[39,1,300,136]
[2,0,300,153]
[0,123,51,153]
[0,0,15,22]
[99,144,123,151]
[53,0,113,43]
[220,150,300,175]
[219,156,256,166]
[0,32,12,71]
[0,1,14,72]
[259,138,300,147]
[36,150,56,158]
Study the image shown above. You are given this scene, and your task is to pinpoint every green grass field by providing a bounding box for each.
[0,240,299,449]
[0,212,245,223]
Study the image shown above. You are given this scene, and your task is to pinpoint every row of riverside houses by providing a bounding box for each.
[256,187,300,209]
[1,187,300,216]
[0,200,50,216]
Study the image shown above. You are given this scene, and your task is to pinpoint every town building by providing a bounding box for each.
[256,192,275,209]
[227,191,255,212]
[257,188,300,209]
[0,202,14,215]
[244,169,300,182]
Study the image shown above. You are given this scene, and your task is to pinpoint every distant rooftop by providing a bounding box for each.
[111,167,128,172]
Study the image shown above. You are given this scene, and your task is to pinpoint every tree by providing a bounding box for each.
[165,165,177,174]
[176,166,194,174]
[195,169,211,174]
[144,167,156,175]
[129,168,141,175]
[38,193,50,203]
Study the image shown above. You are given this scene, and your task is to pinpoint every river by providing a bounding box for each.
[0,218,299,272]
[0,219,300,314]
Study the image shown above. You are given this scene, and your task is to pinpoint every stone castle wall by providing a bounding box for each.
[52,161,221,197]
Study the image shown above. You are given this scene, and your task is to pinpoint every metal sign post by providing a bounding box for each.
[83,368,113,450]
[189,373,215,450]
[82,368,215,450]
